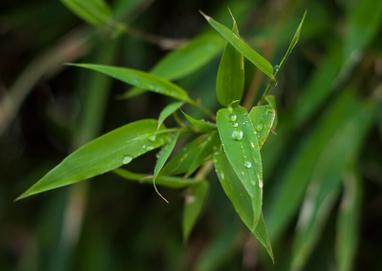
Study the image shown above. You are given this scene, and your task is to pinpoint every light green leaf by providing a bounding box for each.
[162,132,220,176]
[200,12,274,80]
[336,169,362,271]
[216,15,244,106]
[113,168,199,189]
[216,106,263,228]
[278,11,306,70]
[123,33,224,99]
[182,111,216,132]
[17,119,172,199]
[249,105,276,148]
[182,181,209,240]
[157,102,184,129]
[61,0,112,26]
[70,63,192,103]
[213,148,273,260]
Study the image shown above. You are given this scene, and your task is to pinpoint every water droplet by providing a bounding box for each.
[229,113,237,122]
[232,122,239,128]
[259,179,264,188]
[148,134,156,142]
[122,155,133,165]
[231,129,243,141]
[251,142,255,149]
[244,161,252,169]
[274,64,280,73]
[255,124,263,132]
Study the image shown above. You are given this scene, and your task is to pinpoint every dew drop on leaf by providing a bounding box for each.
[122,155,133,165]
[244,161,252,168]
[255,124,263,132]
[232,122,239,128]
[229,113,237,122]
[148,135,157,142]
[231,128,244,141]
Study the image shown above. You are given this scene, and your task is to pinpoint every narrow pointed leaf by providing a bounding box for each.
[182,111,216,132]
[216,17,244,106]
[114,168,199,189]
[278,11,306,70]
[214,148,273,260]
[201,12,274,80]
[183,181,209,240]
[61,0,112,26]
[216,106,263,228]
[153,132,180,178]
[17,119,172,199]
[249,105,276,148]
[336,169,362,271]
[162,132,220,176]
[123,33,224,99]
[157,102,184,129]
[70,63,192,102]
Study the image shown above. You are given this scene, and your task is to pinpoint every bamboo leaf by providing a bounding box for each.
[70,63,192,103]
[213,148,273,260]
[336,169,362,271]
[216,106,263,228]
[114,168,198,189]
[182,111,216,132]
[162,132,220,176]
[153,132,180,179]
[183,181,209,240]
[17,119,172,199]
[61,0,112,26]
[200,11,274,80]
[249,105,276,148]
[216,15,244,106]
[123,33,224,99]
[157,102,184,129]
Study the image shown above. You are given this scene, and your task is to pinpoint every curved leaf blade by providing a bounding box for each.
[154,132,180,178]
[61,0,112,26]
[216,17,244,106]
[157,102,184,129]
[182,111,216,132]
[183,181,209,240]
[249,105,276,148]
[70,63,192,102]
[17,119,171,199]
[216,106,263,228]
[200,12,274,80]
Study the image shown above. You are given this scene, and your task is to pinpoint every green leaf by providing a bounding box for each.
[17,119,172,199]
[249,105,276,148]
[162,132,220,176]
[61,0,112,26]
[265,92,362,241]
[215,15,244,106]
[283,96,374,270]
[157,102,184,129]
[216,106,263,228]
[278,11,306,70]
[114,168,198,189]
[123,33,224,99]
[336,169,362,271]
[213,148,273,261]
[182,111,216,132]
[182,181,209,240]
[70,63,192,103]
[200,11,274,80]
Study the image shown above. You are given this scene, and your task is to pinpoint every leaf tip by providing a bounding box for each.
[199,10,211,21]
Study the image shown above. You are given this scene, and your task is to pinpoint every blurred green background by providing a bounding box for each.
[1,0,381,270]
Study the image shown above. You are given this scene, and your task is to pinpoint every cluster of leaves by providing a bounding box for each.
[17,0,307,261]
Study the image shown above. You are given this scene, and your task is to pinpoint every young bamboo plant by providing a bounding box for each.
[17,9,306,261]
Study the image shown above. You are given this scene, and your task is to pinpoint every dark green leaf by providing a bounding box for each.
[182,181,209,240]
[61,0,112,26]
[215,16,244,106]
[17,119,172,199]
[213,148,273,260]
[70,63,192,103]
[200,12,274,80]
[162,132,220,176]
[216,106,263,228]
[183,111,216,132]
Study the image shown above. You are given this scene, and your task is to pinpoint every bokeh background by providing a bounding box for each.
[1,0,381,270]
